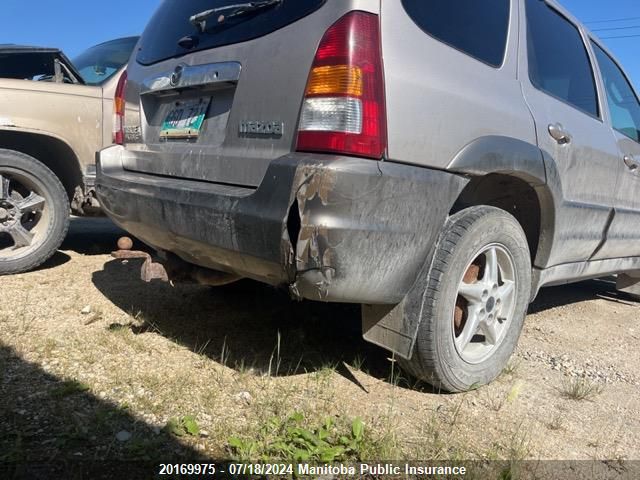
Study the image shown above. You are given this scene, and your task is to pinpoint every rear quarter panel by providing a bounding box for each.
[382,0,537,168]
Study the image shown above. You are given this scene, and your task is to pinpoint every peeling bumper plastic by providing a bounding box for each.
[96,146,468,304]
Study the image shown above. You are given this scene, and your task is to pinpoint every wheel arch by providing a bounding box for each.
[447,135,559,269]
[0,128,83,203]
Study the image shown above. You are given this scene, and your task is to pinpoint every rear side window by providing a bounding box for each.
[592,43,640,143]
[137,0,326,65]
[526,0,599,118]
[401,0,510,67]
[73,37,138,85]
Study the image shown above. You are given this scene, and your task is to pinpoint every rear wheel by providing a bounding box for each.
[0,149,70,275]
[399,206,531,392]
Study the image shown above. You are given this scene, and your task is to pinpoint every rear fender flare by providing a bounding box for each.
[447,135,547,186]
[447,135,562,268]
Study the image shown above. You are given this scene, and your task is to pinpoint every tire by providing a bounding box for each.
[0,149,70,275]
[398,206,531,392]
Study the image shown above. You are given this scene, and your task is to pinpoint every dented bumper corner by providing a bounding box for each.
[97,146,468,304]
[287,157,468,303]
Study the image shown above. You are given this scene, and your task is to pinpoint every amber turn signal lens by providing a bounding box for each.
[305,65,363,97]
[114,97,126,114]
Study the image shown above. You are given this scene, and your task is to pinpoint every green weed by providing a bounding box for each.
[165,415,200,437]
[228,413,366,463]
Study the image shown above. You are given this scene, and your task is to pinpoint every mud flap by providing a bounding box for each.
[362,302,414,359]
[361,242,440,360]
[616,270,640,300]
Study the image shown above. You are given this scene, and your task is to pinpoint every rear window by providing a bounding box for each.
[592,42,640,142]
[137,0,326,66]
[401,0,511,67]
[0,52,58,81]
[73,37,138,85]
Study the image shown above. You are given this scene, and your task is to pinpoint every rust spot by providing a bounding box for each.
[463,263,481,283]
[117,236,134,250]
[112,249,169,283]
[295,165,338,211]
[454,296,467,333]
[454,262,481,335]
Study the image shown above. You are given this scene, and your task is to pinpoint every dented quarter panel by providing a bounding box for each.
[290,157,469,303]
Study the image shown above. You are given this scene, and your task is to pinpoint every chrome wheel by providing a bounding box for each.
[453,243,517,364]
[0,170,49,260]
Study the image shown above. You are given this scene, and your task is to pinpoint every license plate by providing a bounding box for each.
[160,97,211,139]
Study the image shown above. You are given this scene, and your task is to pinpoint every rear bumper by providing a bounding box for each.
[96,146,467,304]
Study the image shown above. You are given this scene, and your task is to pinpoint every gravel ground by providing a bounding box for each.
[1,217,639,476]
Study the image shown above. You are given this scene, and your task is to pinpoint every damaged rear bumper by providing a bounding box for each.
[96,146,467,304]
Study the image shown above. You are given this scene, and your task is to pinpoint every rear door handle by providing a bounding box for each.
[548,123,572,145]
[623,155,639,171]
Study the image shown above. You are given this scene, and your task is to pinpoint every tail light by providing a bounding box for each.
[296,12,387,159]
[113,70,127,144]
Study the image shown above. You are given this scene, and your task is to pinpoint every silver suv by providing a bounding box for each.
[96,0,640,392]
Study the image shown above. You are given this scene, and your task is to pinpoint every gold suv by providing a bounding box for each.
[0,37,137,274]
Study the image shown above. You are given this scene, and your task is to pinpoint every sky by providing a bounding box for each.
[560,0,640,90]
[0,0,160,58]
[0,0,637,89]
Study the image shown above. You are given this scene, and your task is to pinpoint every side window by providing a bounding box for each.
[401,0,510,68]
[526,0,599,118]
[592,43,640,143]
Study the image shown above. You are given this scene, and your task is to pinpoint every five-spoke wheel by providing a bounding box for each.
[0,172,48,254]
[0,149,69,275]
[454,244,517,364]
[398,206,531,392]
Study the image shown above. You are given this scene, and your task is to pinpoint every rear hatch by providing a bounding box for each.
[122,0,379,188]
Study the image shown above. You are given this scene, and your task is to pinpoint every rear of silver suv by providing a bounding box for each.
[99,0,411,301]
[97,0,640,392]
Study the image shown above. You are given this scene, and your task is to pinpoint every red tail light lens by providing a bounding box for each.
[296,11,387,159]
[113,70,127,145]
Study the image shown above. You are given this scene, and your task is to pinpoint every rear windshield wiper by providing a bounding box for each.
[190,0,282,33]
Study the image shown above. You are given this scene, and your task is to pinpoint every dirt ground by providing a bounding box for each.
[1,217,639,475]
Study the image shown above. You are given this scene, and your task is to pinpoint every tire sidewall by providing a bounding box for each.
[0,150,69,275]
[425,208,531,390]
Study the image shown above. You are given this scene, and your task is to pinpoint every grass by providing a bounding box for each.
[482,381,523,412]
[6,248,632,467]
[267,331,281,377]
[473,422,531,478]
[50,379,90,399]
[483,389,507,412]
[547,412,564,431]
[350,354,366,372]
[165,415,201,437]
[502,359,521,376]
[447,395,467,427]
[227,412,370,462]
[560,377,604,401]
